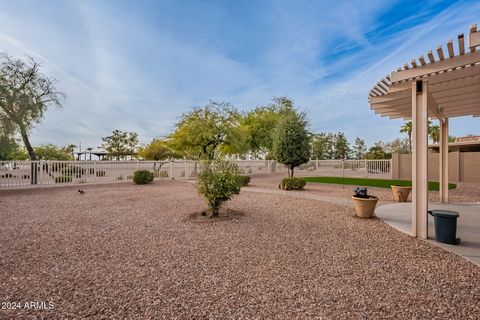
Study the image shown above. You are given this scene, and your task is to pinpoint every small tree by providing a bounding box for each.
[311,133,332,160]
[101,130,139,160]
[334,132,350,159]
[0,134,21,160]
[352,137,367,160]
[365,141,391,159]
[196,158,242,217]
[272,107,311,177]
[34,144,72,160]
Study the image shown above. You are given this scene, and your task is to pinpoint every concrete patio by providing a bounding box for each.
[376,202,480,266]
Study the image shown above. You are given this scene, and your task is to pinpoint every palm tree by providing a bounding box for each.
[429,125,440,144]
[65,144,77,160]
[400,121,412,152]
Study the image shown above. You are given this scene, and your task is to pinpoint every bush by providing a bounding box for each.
[196,158,243,217]
[279,177,306,190]
[96,170,106,177]
[133,170,154,184]
[55,176,73,183]
[236,175,251,186]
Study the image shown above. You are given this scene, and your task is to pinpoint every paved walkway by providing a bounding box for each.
[376,202,480,267]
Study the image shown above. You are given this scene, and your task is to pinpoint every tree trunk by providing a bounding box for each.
[290,166,295,178]
[19,126,36,160]
[19,125,38,185]
[211,204,220,217]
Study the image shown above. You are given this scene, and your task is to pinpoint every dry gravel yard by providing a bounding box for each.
[1,177,480,319]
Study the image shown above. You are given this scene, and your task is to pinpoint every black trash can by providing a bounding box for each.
[428,210,460,245]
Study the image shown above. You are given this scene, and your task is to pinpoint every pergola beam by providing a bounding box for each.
[427,91,444,121]
[369,90,410,103]
[435,91,480,104]
[388,64,480,94]
[429,75,480,93]
[391,50,480,83]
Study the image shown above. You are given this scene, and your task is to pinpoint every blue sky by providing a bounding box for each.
[0,0,479,149]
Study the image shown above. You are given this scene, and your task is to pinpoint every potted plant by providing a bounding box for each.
[351,187,379,218]
[390,185,412,202]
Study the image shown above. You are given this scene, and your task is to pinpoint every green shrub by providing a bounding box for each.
[55,176,73,183]
[95,170,106,177]
[196,158,243,217]
[236,175,251,186]
[279,177,306,190]
[133,170,154,184]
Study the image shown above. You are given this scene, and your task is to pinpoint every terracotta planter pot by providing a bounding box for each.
[351,196,379,218]
[390,185,412,202]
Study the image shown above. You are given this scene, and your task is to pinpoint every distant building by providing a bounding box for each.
[429,136,480,153]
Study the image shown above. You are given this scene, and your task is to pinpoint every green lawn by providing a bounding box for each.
[303,176,456,191]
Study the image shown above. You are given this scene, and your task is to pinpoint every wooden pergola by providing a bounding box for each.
[368,24,480,239]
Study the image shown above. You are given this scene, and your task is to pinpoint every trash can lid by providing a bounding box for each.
[429,209,459,218]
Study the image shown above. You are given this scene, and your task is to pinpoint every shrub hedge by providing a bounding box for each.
[133,170,154,184]
[279,177,306,190]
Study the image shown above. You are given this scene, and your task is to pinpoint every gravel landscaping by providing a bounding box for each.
[1,178,480,319]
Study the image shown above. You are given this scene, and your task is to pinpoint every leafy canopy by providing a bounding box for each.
[101,129,139,160]
[169,102,247,160]
[138,139,179,161]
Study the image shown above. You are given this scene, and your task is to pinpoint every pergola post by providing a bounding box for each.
[411,79,429,239]
[439,118,449,203]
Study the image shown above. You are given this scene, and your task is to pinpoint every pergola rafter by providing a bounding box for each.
[368,24,480,239]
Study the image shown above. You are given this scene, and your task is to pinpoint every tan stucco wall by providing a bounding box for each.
[392,151,479,183]
[460,152,480,183]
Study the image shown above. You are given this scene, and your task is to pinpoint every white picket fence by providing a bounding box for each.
[0,159,391,190]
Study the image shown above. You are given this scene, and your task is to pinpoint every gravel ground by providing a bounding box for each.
[251,173,480,204]
[1,179,480,319]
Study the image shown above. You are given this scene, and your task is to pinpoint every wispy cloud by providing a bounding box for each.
[0,0,478,148]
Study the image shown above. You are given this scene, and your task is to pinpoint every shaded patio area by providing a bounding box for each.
[376,202,480,266]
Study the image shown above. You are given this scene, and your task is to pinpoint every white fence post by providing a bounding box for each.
[364,159,368,178]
